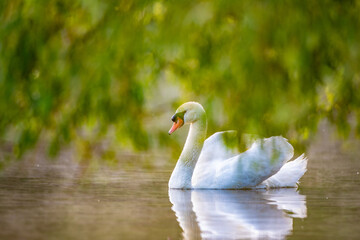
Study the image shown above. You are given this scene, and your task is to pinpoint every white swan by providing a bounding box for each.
[168,102,308,189]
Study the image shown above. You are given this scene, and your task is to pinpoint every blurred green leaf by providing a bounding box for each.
[0,0,359,159]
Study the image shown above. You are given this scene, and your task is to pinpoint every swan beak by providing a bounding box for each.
[168,119,184,135]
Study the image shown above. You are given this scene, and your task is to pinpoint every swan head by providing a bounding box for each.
[168,102,206,135]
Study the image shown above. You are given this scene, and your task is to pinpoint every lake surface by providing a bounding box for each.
[1,127,360,239]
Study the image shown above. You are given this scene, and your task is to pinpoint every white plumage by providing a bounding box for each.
[168,102,308,189]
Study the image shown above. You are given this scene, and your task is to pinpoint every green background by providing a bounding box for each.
[1,0,360,164]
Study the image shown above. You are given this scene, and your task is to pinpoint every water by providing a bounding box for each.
[0,127,360,239]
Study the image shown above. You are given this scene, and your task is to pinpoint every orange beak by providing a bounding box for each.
[168,119,184,135]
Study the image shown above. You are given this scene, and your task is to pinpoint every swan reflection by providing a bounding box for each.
[169,189,306,240]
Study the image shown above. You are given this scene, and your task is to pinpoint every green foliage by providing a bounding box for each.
[1,0,360,158]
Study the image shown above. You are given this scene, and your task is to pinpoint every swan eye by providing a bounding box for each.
[171,111,186,122]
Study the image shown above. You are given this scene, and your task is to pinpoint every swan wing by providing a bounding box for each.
[216,137,294,189]
[193,136,294,189]
[198,132,266,164]
[197,130,239,163]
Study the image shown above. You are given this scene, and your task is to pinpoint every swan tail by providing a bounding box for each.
[259,154,308,188]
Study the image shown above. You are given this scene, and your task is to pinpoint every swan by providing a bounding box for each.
[168,101,308,189]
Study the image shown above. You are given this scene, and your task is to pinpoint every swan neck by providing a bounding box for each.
[169,116,207,189]
[181,119,207,165]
